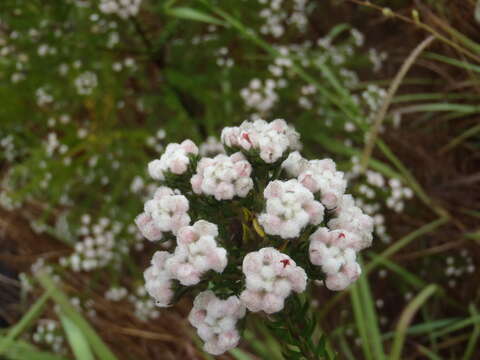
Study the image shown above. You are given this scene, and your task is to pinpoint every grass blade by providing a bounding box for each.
[0,337,70,360]
[60,315,95,360]
[350,284,373,360]
[462,305,480,360]
[356,259,386,360]
[165,7,226,26]
[390,285,437,360]
[0,290,51,354]
[36,272,118,360]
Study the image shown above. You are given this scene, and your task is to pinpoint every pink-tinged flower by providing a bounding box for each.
[135,213,163,242]
[191,152,253,200]
[189,291,245,355]
[241,247,307,314]
[166,220,227,286]
[283,153,347,209]
[328,195,374,250]
[309,227,363,291]
[144,251,174,307]
[148,139,198,180]
[136,187,190,241]
[220,119,301,163]
[258,179,324,239]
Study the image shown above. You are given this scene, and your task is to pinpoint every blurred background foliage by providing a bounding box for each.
[0,0,479,359]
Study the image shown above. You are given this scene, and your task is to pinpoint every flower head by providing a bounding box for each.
[258,179,324,239]
[241,247,307,314]
[148,140,198,181]
[135,187,190,241]
[144,251,174,307]
[166,220,228,285]
[221,119,301,163]
[190,152,253,200]
[189,291,246,355]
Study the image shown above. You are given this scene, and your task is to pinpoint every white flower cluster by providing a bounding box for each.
[329,195,374,250]
[1,135,17,162]
[128,286,160,321]
[135,186,190,241]
[282,151,347,209]
[36,87,53,106]
[258,0,309,38]
[167,220,228,285]
[74,71,98,95]
[215,47,234,68]
[309,228,361,290]
[309,195,374,291]
[143,220,228,305]
[148,140,198,180]
[60,216,122,272]
[144,251,174,307]
[349,156,413,242]
[138,119,374,355]
[191,152,253,200]
[32,319,65,354]
[189,291,246,355]
[239,78,279,114]
[258,179,324,239]
[222,119,301,163]
[199,136,225,157]
[241,247,307,313]
[99,0,142,19]
[146,128,166,153]
[105,286,128,301]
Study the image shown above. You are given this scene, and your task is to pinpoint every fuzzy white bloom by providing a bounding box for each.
[135,186,190,241]
[99,0,142,19]
[32,319,65,353]
[130,286,160,321]
[258,179,324,239]
[190,152,253,200]
[282,151,347,209]
[240,78,279,113]
[241,247,307,314]
[148,140,198,181]
[62,228,116,272]
[189,291,246,355]
[221,119,301,163]
[105,286,128,301]
[328,195,374,250]
[166,220,227,286]
[144,251,174,307]
[74,71,97,95]
[309,227,362,291]
[199,136,226,157]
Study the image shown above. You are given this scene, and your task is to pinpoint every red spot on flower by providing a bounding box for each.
[242,132,252,144]
[280,259,290,268]
[338,233,345,239]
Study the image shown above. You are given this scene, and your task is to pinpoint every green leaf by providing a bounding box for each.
[60,315,95,360]
[0,290,52,355]
[36,272,118,360]
[165,7,226,26]
[0,337,69,360]
[389,285,437,360]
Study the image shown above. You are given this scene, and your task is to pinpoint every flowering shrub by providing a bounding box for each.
[138,119,374,355]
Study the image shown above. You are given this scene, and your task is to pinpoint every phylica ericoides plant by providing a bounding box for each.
[136,119,374,355]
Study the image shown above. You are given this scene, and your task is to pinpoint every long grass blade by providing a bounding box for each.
[390,285,437,360]
[36,272,118,360]
[60,315,95,360]
[0,290,51,354]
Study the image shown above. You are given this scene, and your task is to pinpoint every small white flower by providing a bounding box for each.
[258,179,324,239]
[189,291,245,355]
[241,247,307,314]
